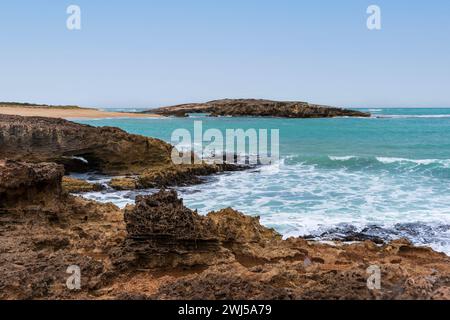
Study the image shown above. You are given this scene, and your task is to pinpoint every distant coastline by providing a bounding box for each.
[0,99,371,119]
[0,102,160,119]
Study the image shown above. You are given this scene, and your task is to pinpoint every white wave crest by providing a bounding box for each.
[376,157,450,167]
[376,114,450,119]
[328,155,357,161]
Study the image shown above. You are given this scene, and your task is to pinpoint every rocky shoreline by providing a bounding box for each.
[146,99,371,118]
[0,114,244,190]
[0,114,449,300]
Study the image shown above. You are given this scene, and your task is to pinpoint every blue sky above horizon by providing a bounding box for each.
[0,0,449,108]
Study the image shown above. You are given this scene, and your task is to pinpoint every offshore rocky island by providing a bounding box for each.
[145,99,371,118]
[0,109,449,300]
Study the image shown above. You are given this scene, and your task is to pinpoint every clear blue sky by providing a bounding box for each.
[0,0,449,108]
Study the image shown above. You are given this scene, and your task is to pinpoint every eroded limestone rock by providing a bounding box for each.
[0,114,172,174]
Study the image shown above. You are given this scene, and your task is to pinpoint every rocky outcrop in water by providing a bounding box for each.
[148,99,371,118]
[0,114,246,190]
[0,114,172,174]
[62,176,104,193]
[109,163,248,190]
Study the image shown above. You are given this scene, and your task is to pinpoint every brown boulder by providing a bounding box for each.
[116,190,306,271]
[115,190,231,269]
[0,159,64,210]
[125,189,217,241]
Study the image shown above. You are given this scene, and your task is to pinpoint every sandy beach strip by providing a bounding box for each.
[0,106,160,119]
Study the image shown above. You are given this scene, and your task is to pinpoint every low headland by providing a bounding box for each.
[0,102,160,119]
[145,99,371,118]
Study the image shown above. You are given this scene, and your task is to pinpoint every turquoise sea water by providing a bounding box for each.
[75,108,450,254]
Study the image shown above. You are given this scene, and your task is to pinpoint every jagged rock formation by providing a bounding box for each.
[1,162,449,300]
[0,159,64,210]
[109,163,247,190]
[147,99,371,118]
[0,161,125,299]
[62,176,104,193]
[115,190,231,269]
[0,114,172,174]
[0,114,246,190]
[114,190,450,300]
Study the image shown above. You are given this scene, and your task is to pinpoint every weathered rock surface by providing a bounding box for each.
[150,237,450,300]
[109,163,248,190]
[0,161,125,299]
[114,190,231,270]
[0,114,246,191]
[148,99,371,118]
[0,159,64,210]
[112,190,450,300]
[62,176,104,193]
[0,114,172,174]
[1,162,449,300]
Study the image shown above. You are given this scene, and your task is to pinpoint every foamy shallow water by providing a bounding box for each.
[78,159,450,255]
[76,108,450,255]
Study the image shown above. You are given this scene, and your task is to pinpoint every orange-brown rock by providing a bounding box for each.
[112,190,232,271]
[1,163,449,300]
[113,190,450,300]
[0,114,172,174]
[62,176,104,193]
[0,114,247,190]
[0,159,64,211]
[0,160,125,299]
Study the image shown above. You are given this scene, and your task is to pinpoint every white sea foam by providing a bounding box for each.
[76,158,450,255]
[177,160,450,254]
[376,157,450,167]
[328,155,357,161]
[72,156,89,164]
[376,114,450,119]
[81,188,158,209]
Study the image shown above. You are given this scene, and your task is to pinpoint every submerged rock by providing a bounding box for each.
[147,99,371,118]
